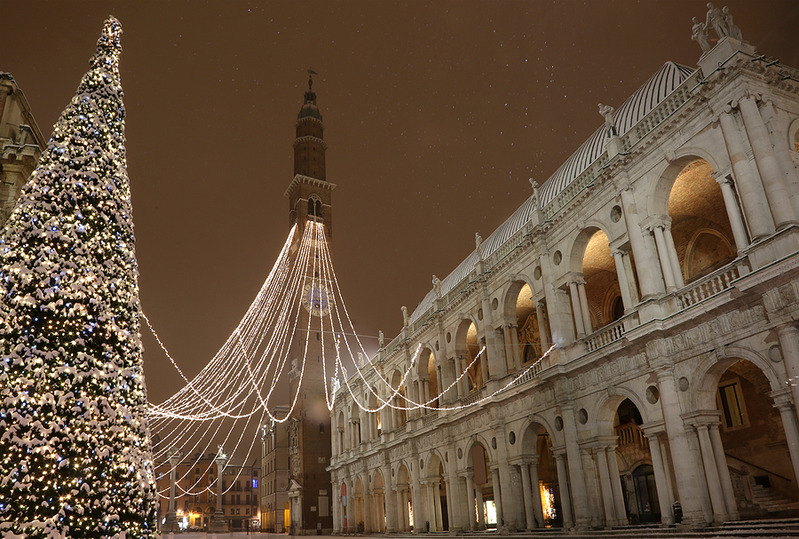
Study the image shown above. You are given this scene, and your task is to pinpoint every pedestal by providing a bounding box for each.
[209,511,228,533]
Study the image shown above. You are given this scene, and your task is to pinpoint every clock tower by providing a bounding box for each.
[284,73,335,535]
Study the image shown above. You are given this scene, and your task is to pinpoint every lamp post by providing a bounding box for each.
[209,445,229,533]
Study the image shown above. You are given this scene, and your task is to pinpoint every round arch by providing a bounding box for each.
[649,149,724,217]
[692,346,784,410]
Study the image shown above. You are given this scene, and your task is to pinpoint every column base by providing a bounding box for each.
[164,512,179,533]
[208,511,228,532]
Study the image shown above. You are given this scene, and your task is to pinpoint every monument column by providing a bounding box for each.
[209,447,229,532]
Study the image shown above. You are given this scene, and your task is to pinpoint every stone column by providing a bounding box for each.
[465,472,477,530]
[708,423,738,520]
[739,94,796,228]
[645,433,675,525]
[166,449,182,533]
[715,174,750,251]
[606,446,628,524]
[778,324,799,422]
[490,466,504,528]
[502,325,515,371]
[562,407,591,527]
[383,464,397,532]
[771,392,799,490]
[444,477,456,531]
[654,367,708,525]
[762,101,799,218]
[364,479,373,532]
[475,487,486,529]
[397,487,407,531]
[619,186,666,298]
[695,424,727,523]
[568,281,587,337]
[457,356,468,399]
[554,452,574,529]
[535,303,550,350]
[479,337,490,383]
[717,107,775,239]
[425,482,436,531]
[433,481,443,531]
[595,447,617,526]
[662,224,684,288]
[529,457,545,527]
[519,463,535,530]
[621,251,640,304]
[509,324,522,369]
[612,250,634,310]
[210,448,229,532]
[577,280,592,334]
[651,224,677,291]
[659,437,676,509]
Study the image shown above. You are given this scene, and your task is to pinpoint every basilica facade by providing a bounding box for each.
[328,19,799,532]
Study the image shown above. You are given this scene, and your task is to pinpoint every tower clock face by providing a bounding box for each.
[302,282,330,317]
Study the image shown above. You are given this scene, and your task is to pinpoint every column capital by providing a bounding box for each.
[682,409,723,428]
[769,388,795,410]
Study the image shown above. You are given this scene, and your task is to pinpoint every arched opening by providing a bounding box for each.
[581,228,623,329]
[455,320,483,392]
[668,159,737,282]
[417,347,439,410]
[467,442,496,529]
[373,470,387,532]
[613,399,661,524]
[390,370,407,428]
[712,359,799,517]
[424,453,448,531]
[520,422,561,528]
[507,281,549,367]
[354,477,365,532]
[396,464,413,531]
[336,411,345,453]
[350,402,361,447]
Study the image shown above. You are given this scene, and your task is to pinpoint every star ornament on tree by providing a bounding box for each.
[0,16,157,539]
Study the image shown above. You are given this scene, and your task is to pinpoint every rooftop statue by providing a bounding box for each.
[705,3,729,39]
[598,103,617,137]
[692,17,712,53]
[722,6,742,40]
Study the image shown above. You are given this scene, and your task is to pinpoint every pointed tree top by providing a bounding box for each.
[91,16,122,69]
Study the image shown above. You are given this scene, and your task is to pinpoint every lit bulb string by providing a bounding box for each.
[147,228,304,494]
[145,224,298,420]
[314,222,559,412]
[311,222,397,401]
[147,218,550,496]
[150,224,321,495]
[148,221,315,421]
[314,222,429,410]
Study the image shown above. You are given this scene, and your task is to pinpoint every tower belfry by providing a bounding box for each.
[285,71,336,238]
[284,73,334,535]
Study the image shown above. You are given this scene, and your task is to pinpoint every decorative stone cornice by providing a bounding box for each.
[283,174,336,198]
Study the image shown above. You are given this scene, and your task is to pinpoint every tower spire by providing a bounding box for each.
[286,72,335,236]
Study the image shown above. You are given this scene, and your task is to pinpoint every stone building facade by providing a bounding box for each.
[260,406,291,532]
[0,73,45,228]
[155,453,260,531]
[328,22,799,532]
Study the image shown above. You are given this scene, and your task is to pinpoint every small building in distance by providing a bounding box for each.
[260,406,291,532]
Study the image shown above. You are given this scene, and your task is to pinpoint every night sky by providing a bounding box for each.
[3,1,798,405]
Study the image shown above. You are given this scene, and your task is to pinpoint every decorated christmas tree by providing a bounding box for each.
[0,17,157,538]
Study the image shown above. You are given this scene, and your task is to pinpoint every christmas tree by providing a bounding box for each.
[0,17,157,539]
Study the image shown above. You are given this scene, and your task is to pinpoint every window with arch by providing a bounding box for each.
[307,196,323,219]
